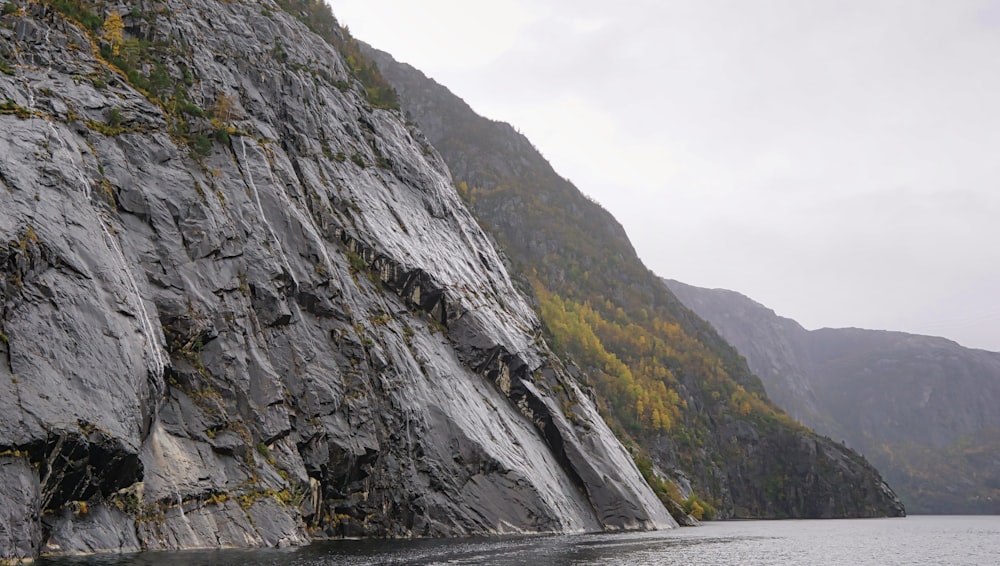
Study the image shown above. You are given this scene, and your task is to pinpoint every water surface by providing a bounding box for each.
[39,515,1000,565]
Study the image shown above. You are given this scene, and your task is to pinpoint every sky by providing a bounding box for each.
[330,0,1000,352]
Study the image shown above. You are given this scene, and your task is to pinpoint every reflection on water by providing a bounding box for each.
[37,515,1000,566]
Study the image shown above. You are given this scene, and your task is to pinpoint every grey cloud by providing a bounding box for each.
[337,0,1000,350]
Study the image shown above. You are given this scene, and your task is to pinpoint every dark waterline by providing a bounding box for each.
[37,515,1000,566]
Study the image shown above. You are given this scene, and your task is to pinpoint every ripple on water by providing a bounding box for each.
[36,516,1000,566]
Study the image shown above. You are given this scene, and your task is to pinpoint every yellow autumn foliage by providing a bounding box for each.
[101,11,124,56]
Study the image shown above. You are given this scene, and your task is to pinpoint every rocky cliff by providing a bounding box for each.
[662,281,827,428]
[0,0,676,561]
[666,279,1000,513]
[365,47,905,521]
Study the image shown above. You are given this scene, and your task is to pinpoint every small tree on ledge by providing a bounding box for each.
[101,10,125,56]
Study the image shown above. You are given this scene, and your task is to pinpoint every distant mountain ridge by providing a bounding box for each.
[665,279,1000,513]
[366,45,905,520]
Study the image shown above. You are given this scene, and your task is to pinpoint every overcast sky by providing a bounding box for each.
[331,0,1000,352]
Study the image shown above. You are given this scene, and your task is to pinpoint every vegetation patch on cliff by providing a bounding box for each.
[273,0,399,110]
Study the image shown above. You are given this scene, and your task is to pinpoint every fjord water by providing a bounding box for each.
[37,516,1000,565]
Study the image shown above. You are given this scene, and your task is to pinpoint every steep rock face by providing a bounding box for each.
[663,281,828,429]
[366,47,904,521]
[0,0,673,560]
[665,279,1000,513]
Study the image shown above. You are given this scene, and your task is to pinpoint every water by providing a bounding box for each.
[36,516,1000,565]
[100,222,168,379]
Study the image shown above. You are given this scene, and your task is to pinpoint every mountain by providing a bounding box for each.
[0,0,677,560]
[365,48,905,522]
[661,282,827,428]
[665,279,1000,514]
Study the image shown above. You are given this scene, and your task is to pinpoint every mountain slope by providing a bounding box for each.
[661,281,827,428]
[366,47,905,521]
[665,279,1000,513]
[0,0,675,560]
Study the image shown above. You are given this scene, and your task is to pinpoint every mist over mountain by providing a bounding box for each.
[665,279,1000,514]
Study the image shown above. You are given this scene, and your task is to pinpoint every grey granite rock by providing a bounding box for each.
[0,0,673,559]
[0,457,41,562]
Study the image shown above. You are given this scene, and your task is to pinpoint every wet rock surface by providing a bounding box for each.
[0,457,41,561]
[0,0,673,560]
